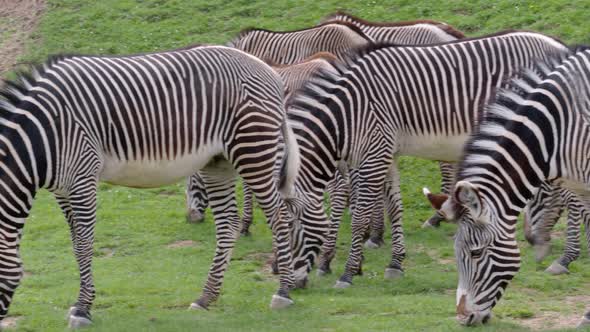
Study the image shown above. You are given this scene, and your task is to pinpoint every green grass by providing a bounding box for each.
[5,0,590,331]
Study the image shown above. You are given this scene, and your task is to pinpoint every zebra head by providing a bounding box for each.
[283,194,327,287]
[523,182,564,262]
[185,174,209,223]
[424,183,521,326]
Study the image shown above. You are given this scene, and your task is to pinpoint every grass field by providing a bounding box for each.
[3,0,590,331]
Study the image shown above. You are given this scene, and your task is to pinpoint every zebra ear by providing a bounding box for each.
[454,181,483,219]
[423,188,457,221]
[423,187,448,210]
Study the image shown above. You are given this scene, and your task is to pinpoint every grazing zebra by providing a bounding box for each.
[0,45,303,328]
[524,182,590,274]
[280,31,569,288]
[424,48,590,327]
[228,22,372,65]
[185,52,344,238]
[314,13,466,252]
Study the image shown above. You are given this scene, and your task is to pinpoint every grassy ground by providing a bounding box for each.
[3,0,590,331]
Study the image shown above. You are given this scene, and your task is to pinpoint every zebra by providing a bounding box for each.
[313,13,467,252]
[279,31,570,288]
[0,45,305,328]
[524,182,590,275]
[320,10,465,43]
[227,22,372,65]
[423,48,590,327]
[185,52,344,237]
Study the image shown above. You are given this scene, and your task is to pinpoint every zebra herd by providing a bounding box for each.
[0,10,589,329]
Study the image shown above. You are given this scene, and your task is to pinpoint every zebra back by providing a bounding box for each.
[228,22,372,65]
[320,10,465,43]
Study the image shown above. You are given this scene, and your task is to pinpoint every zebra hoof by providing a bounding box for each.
[384,268,404,279]
[534,243,551,263]
[270,294,294,310]
[545,261,569,275]
[68,314,92,329]
[316,268,330,277]
[578,313,590,329]
[188,302,207,310]
[66,306,76,320]
[333,280,352,289]
[364,239,381,249]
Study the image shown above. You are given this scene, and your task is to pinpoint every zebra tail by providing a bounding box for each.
[278,120,300,198]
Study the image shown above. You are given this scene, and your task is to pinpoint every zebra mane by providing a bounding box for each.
[570,44,590,53]
[476,55,563,129]
[460,50,590,181]
[0,60,53,115]
[485,49,590,126]
[321,10,466,39]
[231,20,372,43]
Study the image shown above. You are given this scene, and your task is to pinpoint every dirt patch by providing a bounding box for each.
[157,189,177,196]
[0,316,22,329]
[0,0,46,76]
[99,248,115,258]
[518,311,582,330]
[415,244,456,266]
[514,295,590,330]
[166,240,198,249]
[241,252,276,277]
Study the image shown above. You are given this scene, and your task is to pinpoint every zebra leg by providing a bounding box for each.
[238,157,295,307]
[365,187,385,249]
[583,202,590,257]
[546,210,581,275]
[0,223,24,323]
[578,310,590,328]
[335,166,388,288]
[423,162,455,228]
[384,161,405,278]
[191,164,241,309]
[186,173,209,223]
[55,195,81,322]
[317,170,350,276]
[58,184,99,328]
[240,184,254,236]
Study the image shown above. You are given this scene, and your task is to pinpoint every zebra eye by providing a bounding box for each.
[470,247,485,259]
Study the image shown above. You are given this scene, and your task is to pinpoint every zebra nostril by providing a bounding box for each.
[186,209,204,223]
[467,313,475,325]
[482,313,491,324]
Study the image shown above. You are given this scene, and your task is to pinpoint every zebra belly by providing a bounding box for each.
[99,146,224,188]
[398,134,469,162]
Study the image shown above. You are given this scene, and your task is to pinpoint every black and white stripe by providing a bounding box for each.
[0,45,302,327]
